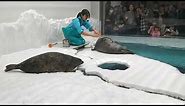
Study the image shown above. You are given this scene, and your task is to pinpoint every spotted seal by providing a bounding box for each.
[4,52,83,73]
[92,37,134,54]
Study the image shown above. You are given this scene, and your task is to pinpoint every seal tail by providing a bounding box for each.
[4,64,19,72]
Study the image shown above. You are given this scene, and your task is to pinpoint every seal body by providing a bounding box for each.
[93,37,134,54]
[4,52,84,73]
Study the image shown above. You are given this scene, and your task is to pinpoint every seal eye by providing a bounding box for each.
[106,37,113,43]
[103,37,107,40]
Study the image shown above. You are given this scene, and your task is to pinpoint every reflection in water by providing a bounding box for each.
[103,1,185,37]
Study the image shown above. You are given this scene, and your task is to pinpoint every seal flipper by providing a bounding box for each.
[91,48,95,51]
[4,64,20,72]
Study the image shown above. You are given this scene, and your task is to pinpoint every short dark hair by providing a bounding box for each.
[77,9,90,18]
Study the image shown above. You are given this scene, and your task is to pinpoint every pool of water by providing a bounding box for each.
[120,42,185,74]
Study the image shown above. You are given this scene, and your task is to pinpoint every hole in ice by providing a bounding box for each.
[98,63,128,70]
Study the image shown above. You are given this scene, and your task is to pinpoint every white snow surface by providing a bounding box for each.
[0,44,184,105]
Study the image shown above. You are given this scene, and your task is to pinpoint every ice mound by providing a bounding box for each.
[0,9,101,56]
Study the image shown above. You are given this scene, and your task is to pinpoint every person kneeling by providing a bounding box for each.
[62,9,101,46]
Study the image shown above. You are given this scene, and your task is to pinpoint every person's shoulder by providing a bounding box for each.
[72,18,80,23]
[72,17,78,21]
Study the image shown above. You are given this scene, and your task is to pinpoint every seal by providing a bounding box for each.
[4,52,84,73]
[92,37,134,54]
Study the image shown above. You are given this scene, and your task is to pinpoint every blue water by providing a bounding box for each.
[120,43,185,74]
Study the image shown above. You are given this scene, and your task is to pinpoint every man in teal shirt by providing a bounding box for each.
[62,9,101,46]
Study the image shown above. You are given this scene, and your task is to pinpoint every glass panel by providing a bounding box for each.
[101,1,185,38]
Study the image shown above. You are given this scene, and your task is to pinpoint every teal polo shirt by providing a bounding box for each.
[61,16,93,46]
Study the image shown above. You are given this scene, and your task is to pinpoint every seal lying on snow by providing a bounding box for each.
[92,37,134,54]
[4,52,84,73]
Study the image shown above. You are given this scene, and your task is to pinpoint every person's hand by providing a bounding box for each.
[93,30,101,37]
[93,33,101,37]
[125,16,128,20]
[93,30,100,35]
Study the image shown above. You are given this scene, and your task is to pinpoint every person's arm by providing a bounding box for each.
[82,31,100,37]
[176,30,179,35]
[162,28,167,36]
[83,20,94,31]
[148,26,152,34]
[73,18,84,34]
[158,31,161,36]
[83,20,101,37]
[171,29,179,35]
[91,28,101,36]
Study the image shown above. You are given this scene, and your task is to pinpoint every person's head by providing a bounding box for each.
[106,1,111,6]
[169,25,175,30]
[154,26,160,31]
[129,4,134,11]
[152,22,157,26]
[77,9,90,21]
[139,3,145,9]
[136,7,142,14]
